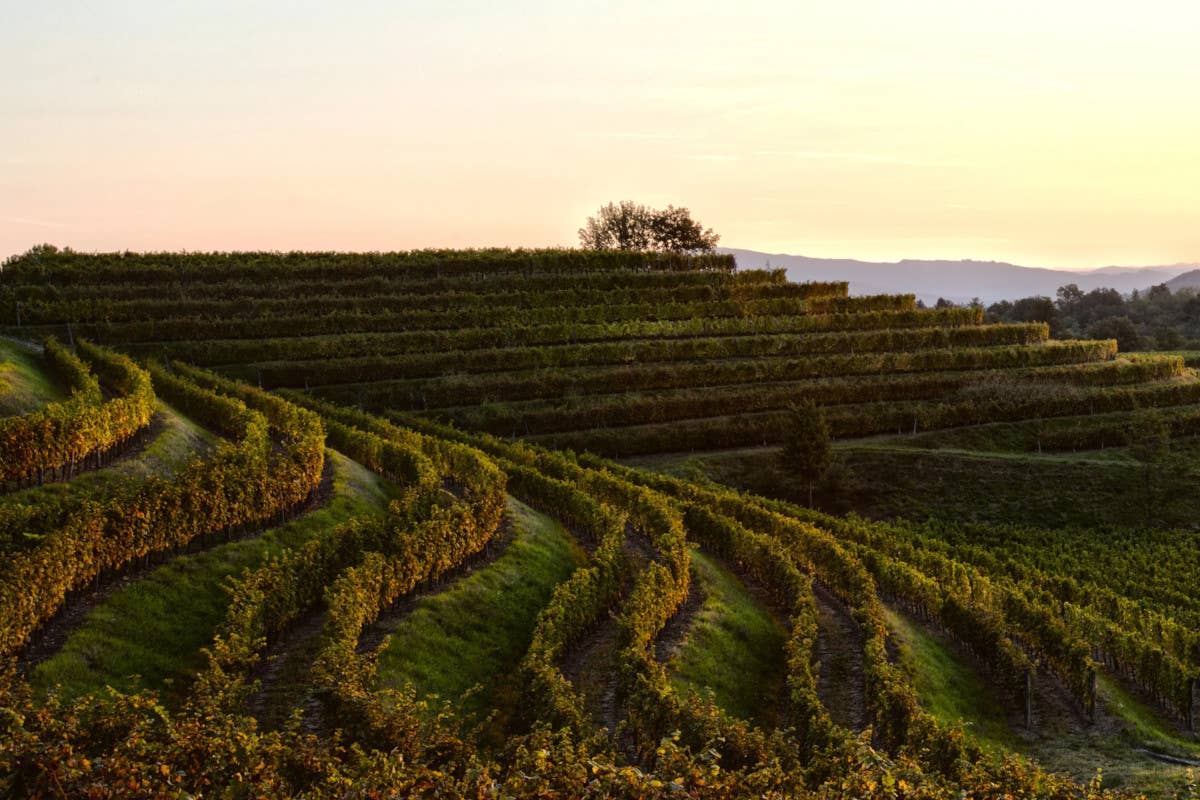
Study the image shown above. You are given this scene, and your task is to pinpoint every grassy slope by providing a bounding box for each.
[666,549,787,725]
[0,338,64,416]
[29,450,393,701]
[0,363,14,409]
[631,437,1200,530]
[884,607,1015,751]
[886,606,1199,797]
[373,497,586,724]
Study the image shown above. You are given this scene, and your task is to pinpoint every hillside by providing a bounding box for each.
[724,247,1193,305]
[2,248,1199,798]
[1166,268,1200,292]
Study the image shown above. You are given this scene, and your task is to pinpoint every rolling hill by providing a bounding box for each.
[724,247,1195,305]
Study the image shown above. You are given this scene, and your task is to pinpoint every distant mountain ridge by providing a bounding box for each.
[723,248,1197,305]
[1166,269,1200,293]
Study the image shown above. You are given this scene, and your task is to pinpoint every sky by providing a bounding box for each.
[2,0,1199,269]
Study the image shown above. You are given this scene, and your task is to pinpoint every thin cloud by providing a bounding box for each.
[980,67,1079,92]
[756,150,966,167]
[1035,80,1078,91]
[583,132,687,140]
[1,216,71,229]
[673,153,739,162]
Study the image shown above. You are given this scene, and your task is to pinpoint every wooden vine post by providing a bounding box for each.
[1024,667,1033,729]
[1187,677,1196,733]
[1087,668,1097,723]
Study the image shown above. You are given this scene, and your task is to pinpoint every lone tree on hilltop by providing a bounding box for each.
[779,399,833,508]
[579,201,719,253]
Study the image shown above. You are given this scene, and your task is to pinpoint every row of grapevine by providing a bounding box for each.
[0,339,155,488]
[533,373,1200,456]
[29,294,918,345]
[0,265,799,305]
[312,340,1121,411]
[304,453,507,746]
[224,322,1056,389]
[680,506,837,751]
[0,356,324,665]
[0,247,738,286]
[236,335,1104,393]
[509,465,628,733]
[4,279,820,326]
[437,356,1185,438]
[1035,402,1200,451]
[119,306,990,367]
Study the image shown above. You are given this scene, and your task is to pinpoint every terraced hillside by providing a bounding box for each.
[1,248,1199,798]
[4,247,1195,459]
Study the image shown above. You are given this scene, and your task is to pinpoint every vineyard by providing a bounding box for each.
[1,247,1199,798]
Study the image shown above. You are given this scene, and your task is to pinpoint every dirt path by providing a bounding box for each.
[1020,664,1094,739]
[558,525,658,738]
[813,582,868,732]
[653,567,704,665]
[246,608,332,733]
[17,455,335,674]
[560,611,625,735]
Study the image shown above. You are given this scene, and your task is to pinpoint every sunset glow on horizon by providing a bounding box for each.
[3,1,1199,269]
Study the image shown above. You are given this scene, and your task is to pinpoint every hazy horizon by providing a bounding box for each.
[4,1,1199,268]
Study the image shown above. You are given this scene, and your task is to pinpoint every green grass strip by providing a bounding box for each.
[373,497,586,723]
[665,549,787,725]
[0,338,64,416]
[883,605,1016,751]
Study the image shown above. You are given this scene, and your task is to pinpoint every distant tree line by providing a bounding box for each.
[920,283,1200,351]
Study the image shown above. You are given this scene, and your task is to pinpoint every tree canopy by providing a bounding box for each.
[578,201,720,254]
[779,400,833,507]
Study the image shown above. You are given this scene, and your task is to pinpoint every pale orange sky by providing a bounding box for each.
[2,1,1198,268]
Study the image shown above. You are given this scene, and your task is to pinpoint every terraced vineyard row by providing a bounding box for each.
[1,248,1197,797]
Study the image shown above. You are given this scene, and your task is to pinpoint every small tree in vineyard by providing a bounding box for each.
[1126,408,1170,524]
[780,400,833,507]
